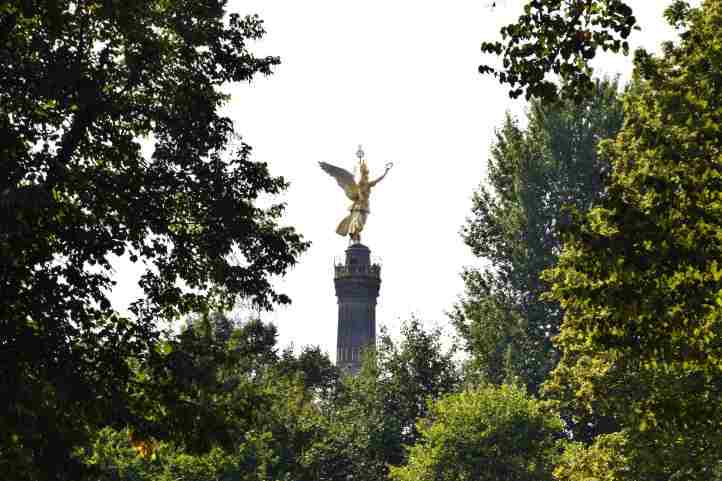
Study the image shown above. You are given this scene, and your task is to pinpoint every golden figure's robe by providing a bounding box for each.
[336,182,371,239]
[319,156,390,242]
[336,209,368,238]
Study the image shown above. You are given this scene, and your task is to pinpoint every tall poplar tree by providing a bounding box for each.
[454,78,623,394]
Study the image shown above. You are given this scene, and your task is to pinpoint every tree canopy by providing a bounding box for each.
[77,315,337,481]
[543,0,722,477]
[306,319,460,481]
[389,384,565,481]
[480,0,637,103]
[0,0,306,478]
[454,77,623,395]
[5,0,722,480]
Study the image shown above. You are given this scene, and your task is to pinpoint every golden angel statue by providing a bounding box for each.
[319,146,393,243]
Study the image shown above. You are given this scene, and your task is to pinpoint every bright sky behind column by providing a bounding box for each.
[112,1,686,360]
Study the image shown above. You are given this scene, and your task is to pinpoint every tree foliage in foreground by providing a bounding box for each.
[454,78,623,396]
[553,432,630,481]
[307,319,460,481]
[0,1,306,479]
[74,317,458,481]
[389,384,565,481]
[78,315,337,481]
[480,0,637,102]
[543,0,722,478]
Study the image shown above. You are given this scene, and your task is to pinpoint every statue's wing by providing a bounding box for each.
[319,162,358,201]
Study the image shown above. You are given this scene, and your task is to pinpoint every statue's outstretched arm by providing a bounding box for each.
[369,162,393,187]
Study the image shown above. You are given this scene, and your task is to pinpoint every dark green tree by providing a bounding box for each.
[543,1,722,477]
[453,78,623,395]
[307,318,460,481]
[0,1,306,479]
[374,319,460,456]
[480,0,638,103]
[278,345,342,400]
[79,315,336,481]
[139,315,280,454]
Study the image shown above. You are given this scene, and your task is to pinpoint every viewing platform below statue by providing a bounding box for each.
[334,262,381,279]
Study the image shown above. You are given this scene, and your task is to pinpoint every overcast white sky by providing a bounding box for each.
[111,1,683,360]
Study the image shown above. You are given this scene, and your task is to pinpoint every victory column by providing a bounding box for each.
[319,146,392,373]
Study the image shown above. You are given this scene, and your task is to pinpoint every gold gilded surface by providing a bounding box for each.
[319,146,392,243]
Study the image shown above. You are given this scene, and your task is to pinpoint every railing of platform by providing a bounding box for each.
[332,255,383,266]
[334,263,382,278]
